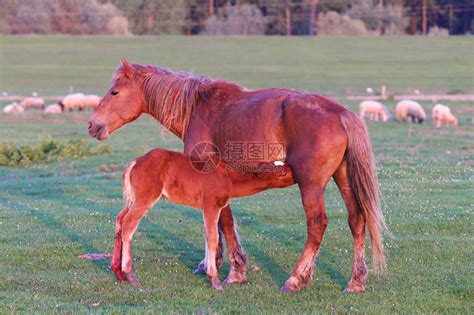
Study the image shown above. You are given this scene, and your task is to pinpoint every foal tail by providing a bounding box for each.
[123,160,137,208]
[340,110,389,274]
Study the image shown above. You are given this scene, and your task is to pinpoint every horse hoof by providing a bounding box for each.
[280,276,305,293]
[223,272,247,285]
[280,285,296,294]
[343,286,365,293]
[124,272,141,286]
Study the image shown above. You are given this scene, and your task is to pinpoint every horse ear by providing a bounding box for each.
[121,58,132,78]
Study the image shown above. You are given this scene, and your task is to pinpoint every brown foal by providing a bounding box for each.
[111,148,233,290]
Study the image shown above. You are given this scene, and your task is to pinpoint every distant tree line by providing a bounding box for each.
[0,0,472,35]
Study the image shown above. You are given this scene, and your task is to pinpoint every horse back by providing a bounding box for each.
[189,87,348,153]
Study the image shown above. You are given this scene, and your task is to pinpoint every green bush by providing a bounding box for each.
[0,137,111,167]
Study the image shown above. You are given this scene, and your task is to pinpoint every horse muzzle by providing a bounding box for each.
[88,120,109,140]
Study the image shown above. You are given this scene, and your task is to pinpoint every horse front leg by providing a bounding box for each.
[220,205,248,285]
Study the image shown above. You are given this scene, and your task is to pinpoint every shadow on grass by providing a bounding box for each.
[241,213,348,290]
[176,202,349,289]
[150,205,288,285]
[1,193,111,273]
[315,248,348,289]
[3,174,347,290]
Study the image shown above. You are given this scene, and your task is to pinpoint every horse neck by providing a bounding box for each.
[140,81,196,140]
[147,109,186,139]
[138,71,238,139]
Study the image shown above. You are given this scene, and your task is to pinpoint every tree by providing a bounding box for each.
[309,0,319,35]
[316,11,369,35]
[202,4,266,35]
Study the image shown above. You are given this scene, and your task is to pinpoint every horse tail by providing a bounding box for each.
[123,160,137,208]
[340,110,389,274]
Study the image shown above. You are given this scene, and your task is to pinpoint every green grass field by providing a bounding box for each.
[0,36,473,313]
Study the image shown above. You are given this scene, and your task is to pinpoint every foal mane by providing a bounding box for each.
[114,63,216,137]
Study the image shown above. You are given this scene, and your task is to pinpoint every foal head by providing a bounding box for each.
[88,58,146,140]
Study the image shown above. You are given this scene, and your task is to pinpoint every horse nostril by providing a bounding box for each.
[88,122,92,130]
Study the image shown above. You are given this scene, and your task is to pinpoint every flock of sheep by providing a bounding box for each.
[2,93,101,114]
[359,99,458,127]
[1,93,460,128]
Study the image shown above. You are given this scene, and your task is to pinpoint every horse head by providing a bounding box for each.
[88,58,145,140]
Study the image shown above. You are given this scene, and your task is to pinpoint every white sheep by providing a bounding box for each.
[3,102,25,113]
[359,100,391,122]
[432,104,457,128]
[60,93,86,111]
[82,94,101,109]
[395,100,426,124]
[43,103,64,115]
[20,97,44,110]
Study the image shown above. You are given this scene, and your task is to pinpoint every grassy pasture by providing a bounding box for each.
[0,36,473,313]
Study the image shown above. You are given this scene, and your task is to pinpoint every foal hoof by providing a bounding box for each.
[193,266,207,275]
[111,265,127,282]
[114,271,127,282]
[193,261,207,275]
[124,272,141,286]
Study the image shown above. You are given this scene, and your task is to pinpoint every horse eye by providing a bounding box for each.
[111,91,119,96]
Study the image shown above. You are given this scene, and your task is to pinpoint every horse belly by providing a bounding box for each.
[229,168,295,198]
[162,183,203,209]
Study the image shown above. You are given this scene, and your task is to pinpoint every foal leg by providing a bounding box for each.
[203,206,224,291]
[195,206,248,284]
[120,200,156,286]
[111,207,129,281]
[333,160,368,293]
[194,210,239,275]
[281,183,328,293]
[194,226,223,274]
[221,205,248,285]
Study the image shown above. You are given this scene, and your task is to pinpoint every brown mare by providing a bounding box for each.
[114,148,233,290]
[88,59,388,293]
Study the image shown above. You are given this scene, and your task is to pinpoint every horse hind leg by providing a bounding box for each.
[280,182,328,293]
[333,160,368,293]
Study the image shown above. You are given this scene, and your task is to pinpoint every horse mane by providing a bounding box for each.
[114,63,224,137]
